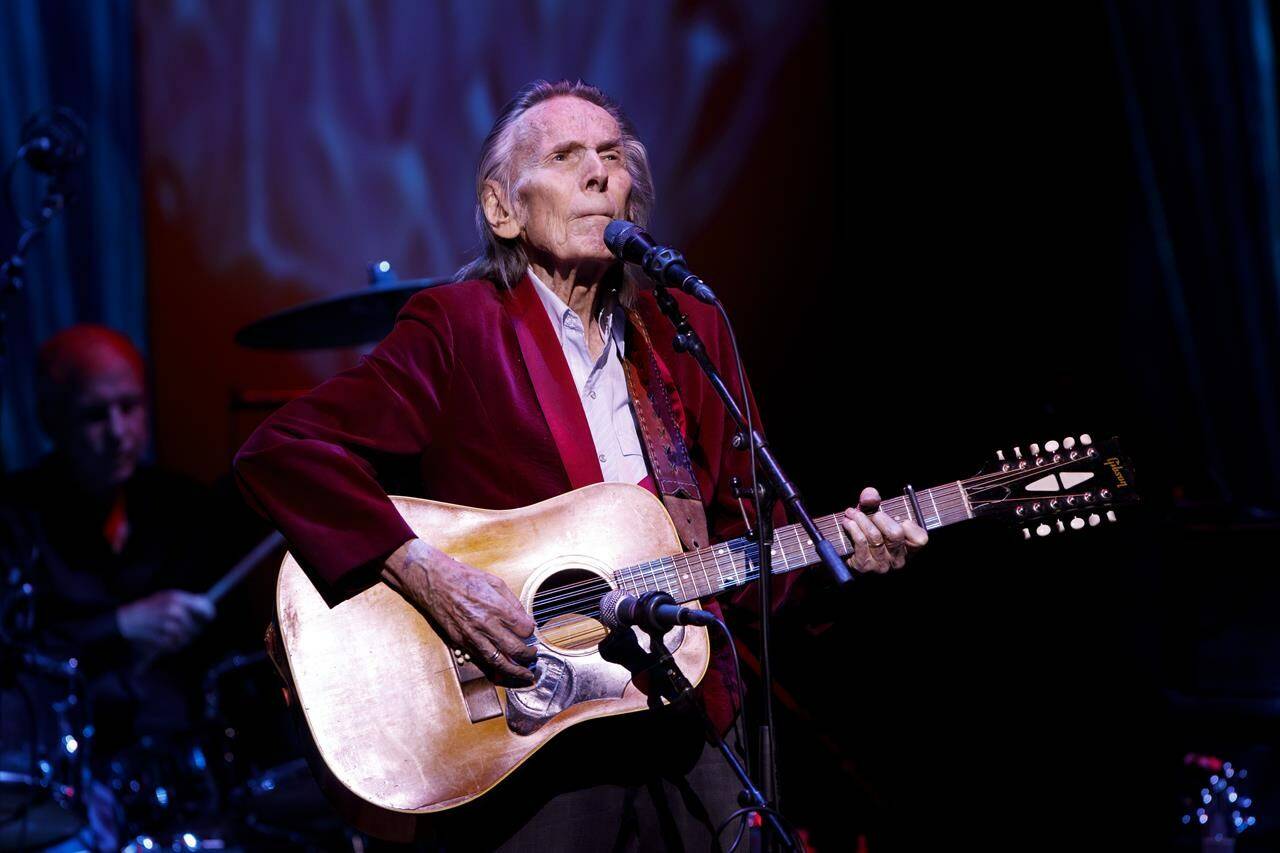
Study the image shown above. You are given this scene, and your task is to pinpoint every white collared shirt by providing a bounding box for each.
[527,268,649,485]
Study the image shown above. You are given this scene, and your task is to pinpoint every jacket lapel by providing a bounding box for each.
[503,273,604,490]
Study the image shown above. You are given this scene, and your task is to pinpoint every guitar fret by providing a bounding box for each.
[832,513,851,556]
[797,525,812,569]
[715,543,736,591]
[926,488,942,529]
[957,481,974,520]
[688,550,704,600]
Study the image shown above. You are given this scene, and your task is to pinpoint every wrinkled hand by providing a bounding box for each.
[839,486,929,574]
[383,538,537,685]
[116,590,215,654]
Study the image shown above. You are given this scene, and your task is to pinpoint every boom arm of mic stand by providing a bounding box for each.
[646,284,853,586]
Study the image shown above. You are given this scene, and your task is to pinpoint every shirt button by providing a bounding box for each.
[588,390,597,399]
[598,453,607,463]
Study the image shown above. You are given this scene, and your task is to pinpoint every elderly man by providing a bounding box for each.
[235,79,927,850]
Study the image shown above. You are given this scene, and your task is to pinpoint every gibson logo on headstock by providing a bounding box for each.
[1105,457,1129,488]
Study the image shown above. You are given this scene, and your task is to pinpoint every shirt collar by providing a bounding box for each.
[527,266,624,349]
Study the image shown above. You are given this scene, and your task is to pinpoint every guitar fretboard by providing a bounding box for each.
[613,482,972,604]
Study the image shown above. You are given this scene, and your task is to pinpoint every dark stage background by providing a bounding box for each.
[4,1,1279,849]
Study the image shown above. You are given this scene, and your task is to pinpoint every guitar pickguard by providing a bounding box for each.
[503,627,684,735]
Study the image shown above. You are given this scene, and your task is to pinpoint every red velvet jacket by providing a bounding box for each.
[234,273,797,724]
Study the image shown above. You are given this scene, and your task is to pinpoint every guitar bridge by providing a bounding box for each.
[449,647,503,723]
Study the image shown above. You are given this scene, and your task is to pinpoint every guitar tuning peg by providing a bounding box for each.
[1055,519,1065,533]
[1106,510,1117,522]
[996,450,1006,461]
[1022,527,1031,540]
[1030,443,1040,455]
[1063,436,1077,450]
[1069,517,1085,530]
[1087,513,1101,527]
[1014,446,1023,459]
[1080,433,1093,446]
[1045,440,1060,453]
[1035,523,1051,537]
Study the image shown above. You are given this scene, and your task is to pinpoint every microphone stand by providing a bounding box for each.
[1,160,73,466]
[633,618,794,852]
[644,279,852,853]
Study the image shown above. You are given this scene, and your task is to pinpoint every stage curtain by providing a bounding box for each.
[1109,0,1280,511]
[0,0,146,471]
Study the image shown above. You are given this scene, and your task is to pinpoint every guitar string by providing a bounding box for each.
[527,513,856,611]
[525,460,1072,612]
[529,479,1113,622]
[536,489,1119,646]
[523,498,976,615]
[526,523,843,612]
[524,473,1105,635]
[522,500,942,611]
[523,500,976,616]
[537,557,820,646]
[529,517,862,620]
[527,454,1110,615]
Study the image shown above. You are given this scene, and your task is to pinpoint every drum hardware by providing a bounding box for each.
[234,263,452,350]
[0,645,90,850]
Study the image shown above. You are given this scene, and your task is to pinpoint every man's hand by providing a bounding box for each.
[116,590,216,654]
[839,486,929,574]
[383,538,537,685]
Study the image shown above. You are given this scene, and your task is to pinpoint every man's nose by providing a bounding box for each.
[582,151,608,192]
[107,404,129,440]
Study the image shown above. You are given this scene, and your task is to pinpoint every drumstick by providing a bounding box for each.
[205,531,287,605]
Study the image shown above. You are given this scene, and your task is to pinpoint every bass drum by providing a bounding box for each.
[0,651,88,850]
[202,651,345,844]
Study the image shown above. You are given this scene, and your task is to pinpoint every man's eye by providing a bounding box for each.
[552,153,568,162]
[77,406,110,424]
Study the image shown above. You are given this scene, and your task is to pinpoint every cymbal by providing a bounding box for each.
[235,277,453,350]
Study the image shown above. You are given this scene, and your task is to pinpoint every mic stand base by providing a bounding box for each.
[639,625,794,852]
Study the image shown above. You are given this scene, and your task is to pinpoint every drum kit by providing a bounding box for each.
[1,266,449,851]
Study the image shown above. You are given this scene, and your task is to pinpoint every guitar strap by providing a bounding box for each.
[621,306,710,552]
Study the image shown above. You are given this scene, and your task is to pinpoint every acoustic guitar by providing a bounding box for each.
[271,434,1136,836]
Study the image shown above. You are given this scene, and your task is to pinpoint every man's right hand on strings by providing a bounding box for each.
[383,538,538,684]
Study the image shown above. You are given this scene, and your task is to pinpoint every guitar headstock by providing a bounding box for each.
[963,434,1138,539]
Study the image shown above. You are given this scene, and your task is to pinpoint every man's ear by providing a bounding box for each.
[481,180,521,240]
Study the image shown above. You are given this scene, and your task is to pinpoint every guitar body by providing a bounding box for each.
[274,482,709,831]
[269,434,1136,839]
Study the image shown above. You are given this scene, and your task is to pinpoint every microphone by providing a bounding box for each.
[18,108,87,176]
[599,589,717,633]
[603,220,718,304]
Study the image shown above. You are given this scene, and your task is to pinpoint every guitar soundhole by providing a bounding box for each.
[530,568,609,653]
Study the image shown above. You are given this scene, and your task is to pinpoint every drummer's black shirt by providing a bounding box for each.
[1,459,219,758]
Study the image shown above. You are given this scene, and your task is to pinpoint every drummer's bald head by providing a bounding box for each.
[36,324,146,433]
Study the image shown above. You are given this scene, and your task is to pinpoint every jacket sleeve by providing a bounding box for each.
[233,291,454,594]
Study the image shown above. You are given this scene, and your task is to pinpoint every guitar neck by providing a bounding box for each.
[613,481,973,604]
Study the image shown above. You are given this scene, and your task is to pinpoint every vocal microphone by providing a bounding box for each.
[598,589,717,633]
[603,219,718,304]
[18,108,87,176]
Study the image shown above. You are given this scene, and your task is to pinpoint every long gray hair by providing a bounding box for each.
[455,80,655,303]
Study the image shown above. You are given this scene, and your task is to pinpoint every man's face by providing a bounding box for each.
[508,96,632,267]
[56,358,149,493]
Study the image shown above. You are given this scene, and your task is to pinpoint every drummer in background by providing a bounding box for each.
[0,325,219,761]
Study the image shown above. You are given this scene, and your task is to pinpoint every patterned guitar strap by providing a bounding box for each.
[621,307,711,552]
